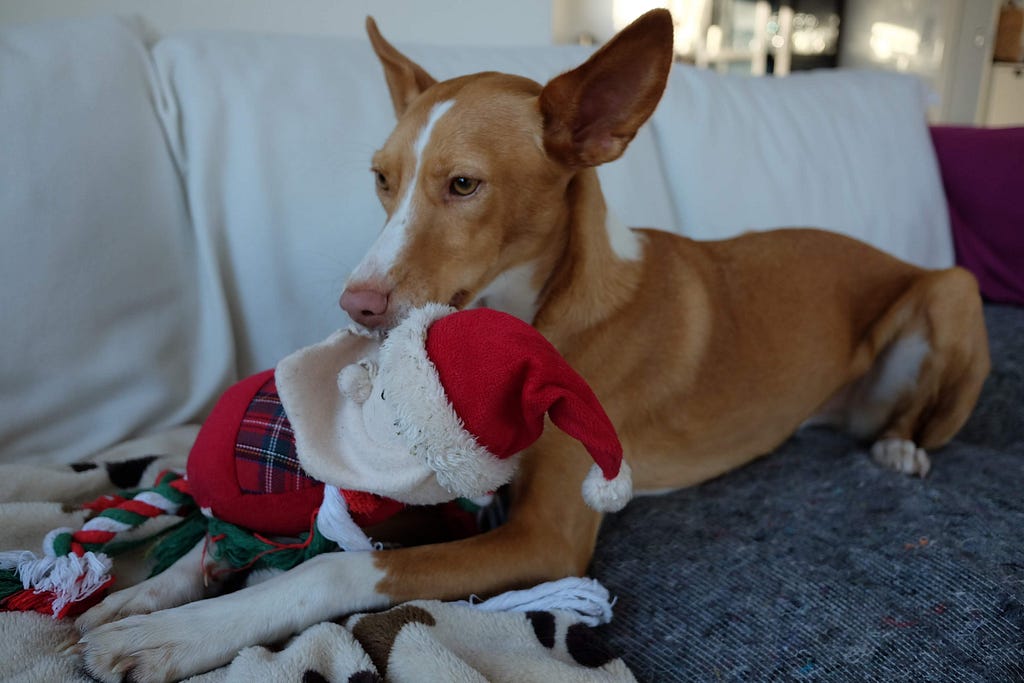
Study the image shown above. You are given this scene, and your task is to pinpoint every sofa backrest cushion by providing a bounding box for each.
[0,16,233,465]
[651,66,954,269]
[930,126,1024,306]
[151,33,679,377]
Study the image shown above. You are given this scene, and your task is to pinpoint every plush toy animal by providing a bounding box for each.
[191,302,631,540]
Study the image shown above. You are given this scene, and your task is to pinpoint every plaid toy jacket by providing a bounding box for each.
[186,370,404,536]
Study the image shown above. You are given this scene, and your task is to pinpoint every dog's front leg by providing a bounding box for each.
[75,538,219,632]
[78,550,390,683]
[373,452,605,604]
[78,529,590,682]
[79,440,601,683]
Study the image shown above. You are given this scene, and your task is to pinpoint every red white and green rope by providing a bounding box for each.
[0,473,374,619]
[0,472,508,621]
[0,471,190,618]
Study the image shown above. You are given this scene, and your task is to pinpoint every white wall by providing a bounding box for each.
[553,0,616,44]
[552,0,667,45]
[838,0,999,124]
[0,0,555,45]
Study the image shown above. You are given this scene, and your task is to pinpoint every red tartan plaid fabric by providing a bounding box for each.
[233,376,320,496]
[188,370,406,534]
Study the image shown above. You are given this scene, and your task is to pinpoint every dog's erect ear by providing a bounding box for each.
[366,16,438,118]
[540,9,673,168]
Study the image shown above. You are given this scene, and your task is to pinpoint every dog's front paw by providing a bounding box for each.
[78,538,210,633]
[76,582,184,633]
[79,606,228,683]
[871,438,931,477]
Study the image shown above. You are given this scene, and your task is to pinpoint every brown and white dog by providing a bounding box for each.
[78,10,989,681]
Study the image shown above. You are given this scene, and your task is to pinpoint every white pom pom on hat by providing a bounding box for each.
[377,304,632,512]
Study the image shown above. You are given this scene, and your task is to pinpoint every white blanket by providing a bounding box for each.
[0,428,635,682]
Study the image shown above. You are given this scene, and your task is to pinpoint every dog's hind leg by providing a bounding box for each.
[846,267,989,476]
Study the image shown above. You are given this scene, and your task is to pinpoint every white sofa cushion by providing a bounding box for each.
[651,66,953,268]
[0,16,233,464]
[151,33,678,376]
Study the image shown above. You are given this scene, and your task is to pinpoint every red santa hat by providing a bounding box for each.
[376,304,632,512]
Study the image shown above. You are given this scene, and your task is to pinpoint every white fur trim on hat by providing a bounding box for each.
[377,303,520,499]
[581,461,633,512]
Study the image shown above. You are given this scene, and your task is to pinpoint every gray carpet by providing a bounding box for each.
[592,304,1024,682]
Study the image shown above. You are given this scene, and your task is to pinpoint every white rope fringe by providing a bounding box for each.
[0,547,112,616]
[456,576,615,627]
[316,485,374,552]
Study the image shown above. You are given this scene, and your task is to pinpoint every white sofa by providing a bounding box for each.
[0,14,955,468]
[9,15,1021,683]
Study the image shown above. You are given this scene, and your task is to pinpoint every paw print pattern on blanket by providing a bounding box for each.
[527,609,617,669]
[338,601,636,682]
[153,599,636,682]
[301,669,382,682]
[347,604,437,676]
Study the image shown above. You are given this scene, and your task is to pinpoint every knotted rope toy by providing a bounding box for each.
[0,471,493,618]
[1,305,631,618]
[0,471,191,617]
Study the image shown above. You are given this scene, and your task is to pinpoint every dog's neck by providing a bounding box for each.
[532,168,645,347]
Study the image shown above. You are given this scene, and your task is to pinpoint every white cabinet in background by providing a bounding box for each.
[986,62,1024,126]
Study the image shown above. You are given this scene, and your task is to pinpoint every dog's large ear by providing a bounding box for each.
[366,16,438,118]
[540,9,673,168]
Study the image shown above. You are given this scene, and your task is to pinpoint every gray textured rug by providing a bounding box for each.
[592,304,1024,682]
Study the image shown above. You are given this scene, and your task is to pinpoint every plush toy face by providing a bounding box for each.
[276,327,458,506]
[323,354,457,505]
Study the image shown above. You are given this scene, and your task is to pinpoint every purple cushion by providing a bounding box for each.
[930,126,1024,305]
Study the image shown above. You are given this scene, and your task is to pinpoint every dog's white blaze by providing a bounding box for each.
[348,100,456,283]
[606,211,642,261]
[472,261,541,323]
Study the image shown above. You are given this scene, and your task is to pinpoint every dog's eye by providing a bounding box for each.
[374,170,389,192]
[449,177,480,197]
